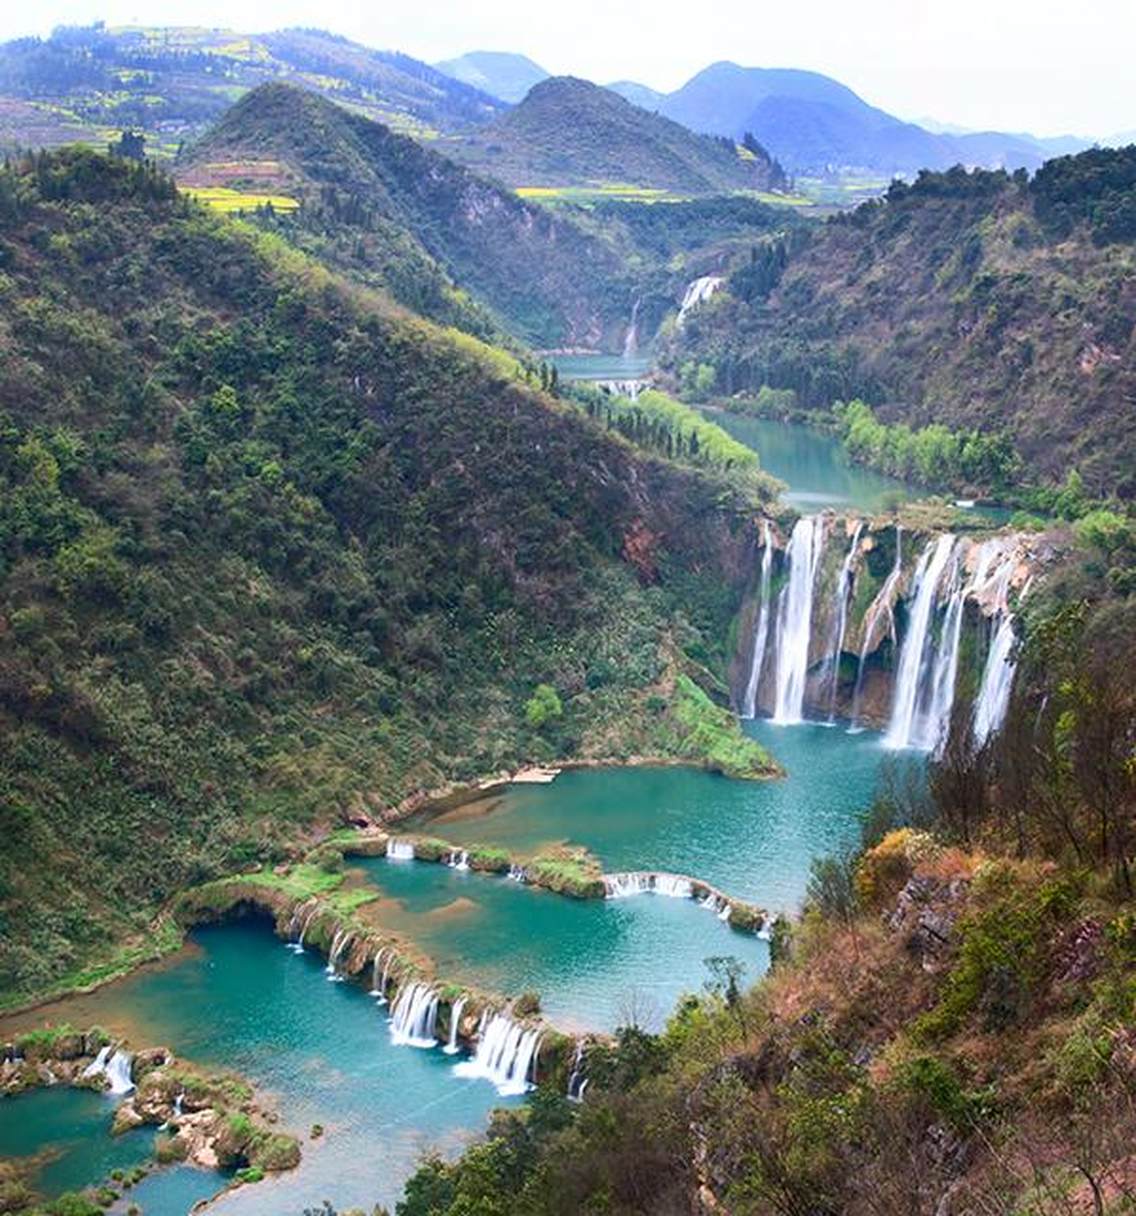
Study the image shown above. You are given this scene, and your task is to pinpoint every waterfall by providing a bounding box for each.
[82,1045,112,1079]
[972,552,1019,747]
[771,515,827,724]
[377,951,394,1006]
[850,526,902,730]
[622,296,640,358]
[453,1013,541,1096]
[973,615,1017,747]
[507,864,527,883]
[386,838,415,861]
[742,520,774,718]
[884,535,956,750]
[295,903,318,951]
[288,900,317,953]
[447,850,470,871]
[825,521,863,719]
[567,1042,588,1102]
[369,948,386,997]
[325,929,352,981]
[595,378,645,400]
[104,1050,134,1096]
[677,275,723,325]
[444,997,467,1055]
[389,982,440,1048]
[173,1091,185,1118]
[698,892,731,920]
[917,544,967,753]
[603,872,692,899]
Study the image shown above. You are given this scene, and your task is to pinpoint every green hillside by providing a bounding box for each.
[0,149,774,1002]
[177,82,644,348]
[664,153,1136,492]
[0,23,504,155]
[443,76,788,194]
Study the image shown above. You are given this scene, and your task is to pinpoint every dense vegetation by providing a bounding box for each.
[664,153,1136,493]
[0,23,503,154]
[0,149,771,1003]
[442,76,788,194]
[387,534,1136,1216]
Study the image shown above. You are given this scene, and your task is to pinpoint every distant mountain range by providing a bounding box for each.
[433,50,548,103]
[435,51,1103,176]
[440,76,787,194]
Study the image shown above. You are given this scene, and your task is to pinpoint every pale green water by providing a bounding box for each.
[353,858,768,1034]
[709,411,913,512]
[551,353,652,380]
[412,721,903,912]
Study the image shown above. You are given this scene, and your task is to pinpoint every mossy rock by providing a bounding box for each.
[155,1136,189,1165]
[248,1130,302,1171]
[726,903,765,933]
[469,847,511,873]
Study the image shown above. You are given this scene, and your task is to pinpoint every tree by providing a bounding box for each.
[524,683,562,729]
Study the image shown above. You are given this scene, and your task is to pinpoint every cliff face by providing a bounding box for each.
[732,515,1052,731]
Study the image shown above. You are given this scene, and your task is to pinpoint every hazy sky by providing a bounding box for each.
[2,0,1133,137]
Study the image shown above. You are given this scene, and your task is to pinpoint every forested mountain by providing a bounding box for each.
[666,151,1136,492]
[443,76,788,194]
[656,61,1065,173]
[433,51,549,103]
[177,82,636,347]
[0,24,504,154]
[0,148,775,1000]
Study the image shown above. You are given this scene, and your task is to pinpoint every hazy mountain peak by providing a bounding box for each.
[434,49,549,103]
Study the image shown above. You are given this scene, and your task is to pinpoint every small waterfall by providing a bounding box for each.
[369,948,386,997]
[376,951,394,1006]
[742,520,774,719]
[386,838,415,861]
[771,515,827,724]
[973,553,1020,747]
[920,544,967,753]
[325,929,352,981]
[444,997,467,1055]
[295,903,318,952]
[173,1091,185,1118]
[677,275,723,325]
[288,900,317,953]
[622,296,640,358]
[567,1042,588,1102]
[104,1050,134,1096]
[389,982,440,1048]
[825,521,863,719]
[851,526,902,729]
[884,535,956,750]
[603,872,692,899]
[453,1013,541,1096]
[82,1045,112,1080]
[447,850,470,871]
[595,378,645,400]
[698,892,731,920]
[507,864,527,883]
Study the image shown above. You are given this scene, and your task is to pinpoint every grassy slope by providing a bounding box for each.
[665,159,1136,493]
[0,150,771,1003]
[0,24,504,154]
[175,82,634,349]
[442,77,786,194]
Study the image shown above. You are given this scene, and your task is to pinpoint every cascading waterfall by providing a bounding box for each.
[566,1042,588,1102]
[104,1049,134,1096]
[884,534,957,750]
[919,543,967,753]
[698,892,731,920]
[325,929,352,981]
[369,948,386,997]
[453,1013,541,1096]
[444,997,467,1055]
[447,850,470,871]
[376,951,394,1006]
[772,515,827,724]
[386,838,415,861]
[622,296,640,358]
[389,982,440,1048]
[825,521,863,719]
[82,1045,112,1080]
[973,555,1021,748]
[603,872,692,899]
[507,864,527,883]
[288,900,317,953]
[851,526,902,730]
[173,1091,185,1118]
[295,903,319,951]
[742,520,774,719]
[677,275,723,325]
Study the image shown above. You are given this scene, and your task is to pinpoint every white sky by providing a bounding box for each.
[2,0,1133,138]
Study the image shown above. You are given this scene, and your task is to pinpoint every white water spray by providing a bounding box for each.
[389,982,440,1048]
[453,1013,541,1096]
[772,515,827,724]
[677,275,723,325]
[444,997,467,1055]
[742,520,774,719]
[386,838,415,861]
